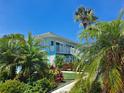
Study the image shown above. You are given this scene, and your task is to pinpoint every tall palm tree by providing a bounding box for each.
[75,6,98,29]
[72,10,124,93]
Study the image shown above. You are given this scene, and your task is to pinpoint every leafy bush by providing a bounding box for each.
[0,79,57,93]
[0,80,26,93]
[23,84,34,93]
[50,67,64,82]
[0,70,9,82]
[0,33,49,83]
[55,55,65,68]
[31,78,57,93]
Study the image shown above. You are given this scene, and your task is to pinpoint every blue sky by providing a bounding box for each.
[0,0,124,41]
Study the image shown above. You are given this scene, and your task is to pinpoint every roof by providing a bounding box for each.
[36,32,78,45]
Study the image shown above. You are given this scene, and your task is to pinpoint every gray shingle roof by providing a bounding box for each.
[36,32,78,45]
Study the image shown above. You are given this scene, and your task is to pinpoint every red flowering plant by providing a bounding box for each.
[50,65,64,83]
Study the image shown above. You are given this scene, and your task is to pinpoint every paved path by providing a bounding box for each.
[51,80,78,93]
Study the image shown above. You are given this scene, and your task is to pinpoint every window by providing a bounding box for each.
[51,41,54,46]
[56,42,60,52]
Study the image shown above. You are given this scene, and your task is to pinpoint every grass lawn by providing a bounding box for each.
[63,71,78,80]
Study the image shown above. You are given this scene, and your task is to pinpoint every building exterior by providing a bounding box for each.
[36,32,78,65]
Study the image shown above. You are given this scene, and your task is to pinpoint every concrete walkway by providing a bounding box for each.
[51,80,78,93]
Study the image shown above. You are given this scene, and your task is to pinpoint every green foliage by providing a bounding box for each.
[50,68,64,82]
[24,78,57,93]
[75,6,97,29]
[0,33,57,92]
[70,80,87,93]
[17,32,48,83]
[0,79,57,93]
[89,81,102,93]
[0,80,26,93]
[77,20,124,92]
[74,8,124,93]
[0,34,25,80]
[70,80,101,93]
[55,55,65,68]
[71,62,79,71]
[0,33,49,83]
[33,78,55,93]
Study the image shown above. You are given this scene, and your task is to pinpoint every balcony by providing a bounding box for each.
[56,46,71,54]
[55,42,74,54]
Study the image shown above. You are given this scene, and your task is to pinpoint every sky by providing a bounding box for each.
[0,0,124,41]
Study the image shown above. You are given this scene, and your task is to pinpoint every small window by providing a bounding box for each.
[51,41,54,46]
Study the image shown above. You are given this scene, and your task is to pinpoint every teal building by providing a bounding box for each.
[36,32,77,65]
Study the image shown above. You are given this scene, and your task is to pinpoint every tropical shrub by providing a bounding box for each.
[0,70,8,82]
[26,78,57,93]
[0,33,49,83]
[0,34,25,80]
[0,33,57,93]
[17,33,48,83]
[54,71,64,82]
[0,79,56,93]
[55,55,65,68]
[50,67,64,82]
[0,80,26,93]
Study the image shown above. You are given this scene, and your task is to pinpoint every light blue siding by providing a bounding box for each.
[41,37,76,64]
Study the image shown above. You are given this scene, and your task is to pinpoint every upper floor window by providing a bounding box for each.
[51,41,54,46]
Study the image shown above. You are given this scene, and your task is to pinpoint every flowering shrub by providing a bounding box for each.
[50,66,64,83]
[54,69,64,82]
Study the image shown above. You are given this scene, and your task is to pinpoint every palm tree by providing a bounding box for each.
[0,34,25,80]
[75,6,97,29]
[0,33,48,83]
[18,33,48,83]
[72,10,124,93]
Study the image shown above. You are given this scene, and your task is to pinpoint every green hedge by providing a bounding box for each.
[32,78,57,93]
[0,80,26,93]
[0,79,57,93]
